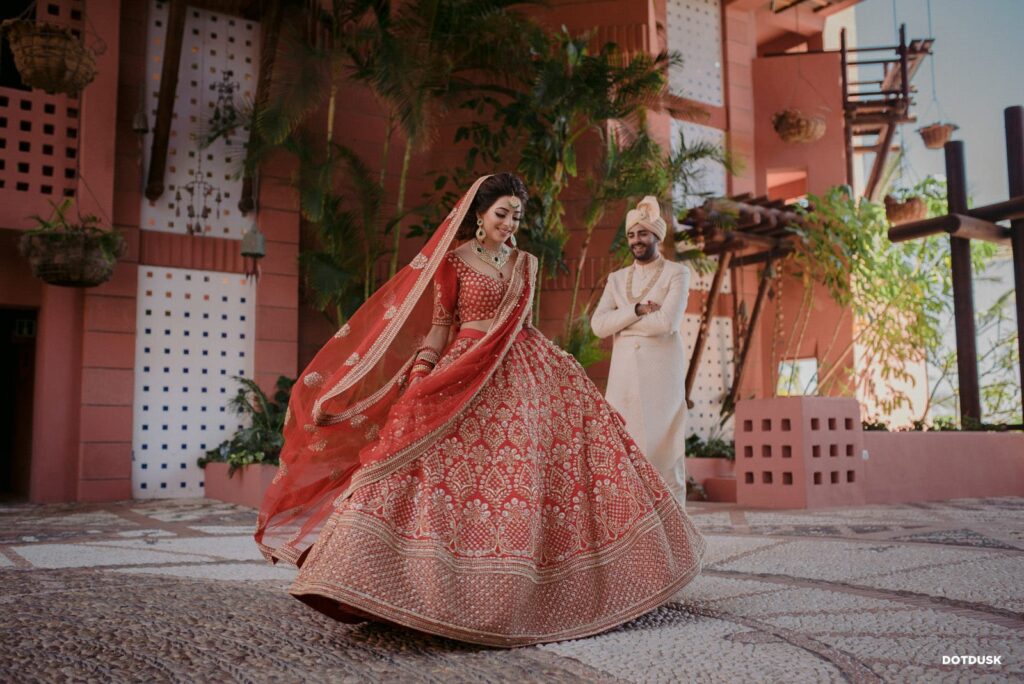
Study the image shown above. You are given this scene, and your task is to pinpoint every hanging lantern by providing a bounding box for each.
[241,223,266,280]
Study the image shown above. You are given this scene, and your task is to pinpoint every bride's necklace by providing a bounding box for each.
[626,257,665,304]
[473,241,512,277]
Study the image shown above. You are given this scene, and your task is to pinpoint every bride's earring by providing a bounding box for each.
[475,218,485,242]
[509,232,517,248]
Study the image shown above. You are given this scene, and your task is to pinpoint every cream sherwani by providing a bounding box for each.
[591,258,691,501]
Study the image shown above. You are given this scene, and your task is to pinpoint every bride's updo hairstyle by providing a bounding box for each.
[455,172,529,240]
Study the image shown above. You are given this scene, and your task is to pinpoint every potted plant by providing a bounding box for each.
[19,199,125,287]
[883,190,927,225]
[0,19,98,96]
[772,108,826,144]
[917,122,958,150]
[199,376,294,508]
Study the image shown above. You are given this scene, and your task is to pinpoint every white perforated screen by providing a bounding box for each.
[683,313,735,442]
[666,0,724,106]
[140,1,259,238]
[672,118,728,210]
[131,266,256,498]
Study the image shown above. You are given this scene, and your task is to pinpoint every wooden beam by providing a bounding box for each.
[725,256,776,412]
[730,245,794,268]
[145,0,187,201]
[685,251,733,409]
[951,215,1012,244]
[1005,105,1024,424]
[966,195,1024,223]
[945,140,982,424]
[865,121,895,201]
[887,214,1011,245]
[239,0,283,215]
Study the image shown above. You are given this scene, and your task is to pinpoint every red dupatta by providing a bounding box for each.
[255,176,536,565]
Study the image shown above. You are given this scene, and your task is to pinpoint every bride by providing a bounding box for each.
[255,173,705,647]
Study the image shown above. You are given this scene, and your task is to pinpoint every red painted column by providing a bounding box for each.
[29,286,83,502]
[255,155,301,393]
[76,0,134,501]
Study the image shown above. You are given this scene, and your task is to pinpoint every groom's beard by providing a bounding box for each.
[631,242,658,262]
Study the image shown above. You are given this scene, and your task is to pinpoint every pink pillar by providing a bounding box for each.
[30,286,84,502]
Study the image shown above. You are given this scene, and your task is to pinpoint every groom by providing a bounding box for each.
[591,196,692,502]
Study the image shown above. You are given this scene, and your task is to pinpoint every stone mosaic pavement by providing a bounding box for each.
[1,497,1021,683]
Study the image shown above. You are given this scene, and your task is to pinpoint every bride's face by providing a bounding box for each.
[477,196,523,246]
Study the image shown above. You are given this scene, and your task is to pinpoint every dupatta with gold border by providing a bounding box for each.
[255,176,536,565]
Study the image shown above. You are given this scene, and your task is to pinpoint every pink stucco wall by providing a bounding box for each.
[862,432,1024,505]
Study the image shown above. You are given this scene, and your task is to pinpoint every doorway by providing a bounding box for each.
[0,309,36,500]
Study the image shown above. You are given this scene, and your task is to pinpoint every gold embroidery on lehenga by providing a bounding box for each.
[285,245,705,646]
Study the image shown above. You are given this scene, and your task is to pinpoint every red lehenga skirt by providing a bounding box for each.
[289,327,705,647]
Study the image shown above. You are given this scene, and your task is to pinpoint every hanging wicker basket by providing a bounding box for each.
[772,108,826,144]
[884,195,927,225]
[917,122,958,150]
[0,19,98,96]
[19,229,125,287]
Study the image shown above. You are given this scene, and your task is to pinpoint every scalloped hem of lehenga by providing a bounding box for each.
[288,497,705,648]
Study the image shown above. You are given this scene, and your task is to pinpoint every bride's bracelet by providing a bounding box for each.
[410,346,440,380]
[414,346,440,367]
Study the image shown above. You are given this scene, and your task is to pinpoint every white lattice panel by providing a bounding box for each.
[688,256,732,294]
[666,0,723,106]
[132,266,256,498]
[140,1,259,238]
[672,118,727,209]
[683,313,735,441]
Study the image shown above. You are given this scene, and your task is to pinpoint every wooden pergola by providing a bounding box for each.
[677,196,807,411]
[144,0,282,215]
[887,106,1024,426]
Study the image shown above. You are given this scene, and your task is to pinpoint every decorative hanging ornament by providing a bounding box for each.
[241,222,266,280]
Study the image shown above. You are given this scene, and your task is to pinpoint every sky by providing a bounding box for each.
[850,0,1022,421]
[853,0,1024,206]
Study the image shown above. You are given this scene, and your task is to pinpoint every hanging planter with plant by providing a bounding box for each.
[917,122,958,150]
[883,193,927,225]
[19,199,125,287]
[0,18,98,96]
[772,108,826,144]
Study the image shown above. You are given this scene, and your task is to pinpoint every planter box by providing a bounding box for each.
[686,457,736,503]
[685,457,734,483]
[203,462,277,509]
[862,431,1024,504]
[735,397,865,509]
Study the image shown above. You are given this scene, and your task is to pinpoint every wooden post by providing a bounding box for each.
[685,252,732,409]
[944,140,982,424]
[866,123,895,202]
[898,24,909,102]
[144,0,187,201]
[840,28,854,189]
[239,0,283,215]
[1005,105,1024,424]
[725,255,775,412]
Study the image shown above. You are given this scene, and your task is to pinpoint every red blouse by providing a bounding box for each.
[432,251,508,325]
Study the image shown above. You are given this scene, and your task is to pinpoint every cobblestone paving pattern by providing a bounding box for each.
[0,498,1021,683]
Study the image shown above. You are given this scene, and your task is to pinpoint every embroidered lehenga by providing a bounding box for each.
[256,177,705,647]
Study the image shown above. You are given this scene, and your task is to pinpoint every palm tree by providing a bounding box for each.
[348,0,539,277]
